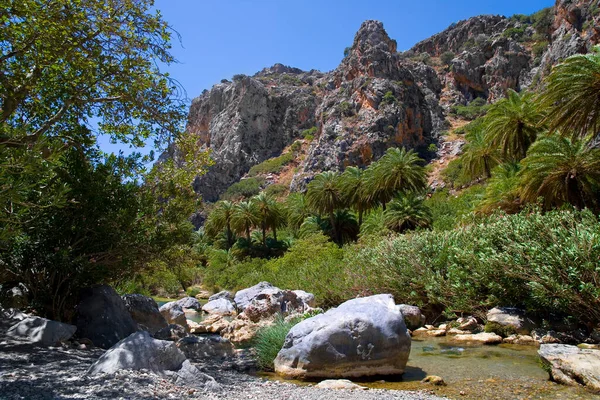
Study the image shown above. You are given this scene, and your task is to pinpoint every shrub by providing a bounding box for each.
[381,91,397,106]
[186,287,201,298]
[532,41,549,58]
[502,27,527,41]
[290,140,302,153]
[450,97,489,120]
[484,322,517,338]
[221,177,265,201]
[232,74,247,82]
[301,127,317,141]
[339,101,354,117]
[265,183,288,198]
[350,209,600,324]
[441,51,455,66]
[248,153,294,177]
[254,316,297,370]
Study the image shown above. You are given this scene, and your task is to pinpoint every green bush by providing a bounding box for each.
[301,127,317,141]
[450,98,490,120]
[502,27,527,41]
[221,177,265,201]
[186,287,201,298]
[265,183,288,198]
[532,41,549,58]
[248,153,294,177]
[484,322,516,338]
[441,51,455,66]
[350,209,600,324]
[381,91,397,106]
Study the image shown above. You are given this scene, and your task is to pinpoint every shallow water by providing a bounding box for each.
[263,337,596,399]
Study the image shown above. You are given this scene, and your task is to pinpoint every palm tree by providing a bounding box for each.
[251,192,285,246]
[384,193,432,233]
[538,46,600,138]
[285,193,312,233]
[477,162,522,214]
[364,147,427,209]
[519,134,600,210]
[204,201,236,248]
[298,211,359,245]
[231,200,258,241]
[339,166,370,225]
[359,207,390,237]
[461,127,502,180]
[484,89,545,161]
[306,171,344,244]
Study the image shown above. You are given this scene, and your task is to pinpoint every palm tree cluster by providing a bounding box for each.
[205,147,431,250]
[456,46,600,213]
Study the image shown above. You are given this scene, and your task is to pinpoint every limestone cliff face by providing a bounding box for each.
[187,71,320,201]
[185,0,599,201]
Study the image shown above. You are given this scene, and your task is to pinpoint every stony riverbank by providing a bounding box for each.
[0,336,444,400]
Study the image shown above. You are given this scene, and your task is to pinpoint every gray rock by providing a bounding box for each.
[7,316,76,346]
[175,296,202,311]
[292,290,316,308]
[202,298,236,316]
[274,294,411,379]
[244,290,305,323]
[122,294,167,334]
[176,334,235,361]
[154,324,189,341]
[171,360,221,391]
[487,307,536,335]
[234,282,281,311]
[538,344,600,391]
[0,283,28,309]
[87,331,186,375]
[75,285,138,349]
[159,301,188,328]
[396,304,426,330]
[456,316,478,332]
[208,290,234,302]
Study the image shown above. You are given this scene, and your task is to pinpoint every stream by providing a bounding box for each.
[264,337,595,399]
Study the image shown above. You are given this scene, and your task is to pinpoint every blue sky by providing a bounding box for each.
[98,0,553,155]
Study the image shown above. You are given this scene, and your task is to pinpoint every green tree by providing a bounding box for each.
[384,193,432,233]
[477,162,522,214]
[0,0,187,240]
[339,166,370,225]
[285,193,312,233]
[461,127,502,180]
[484,89,545,161]
[365,147,427,209]
[231,200,258,242]
[251,192,285,245]
[306,171,344,245]
[538,46,600,138]
[519,134,600,210]
[205,201,236,248]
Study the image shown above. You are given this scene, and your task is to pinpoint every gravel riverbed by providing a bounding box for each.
[0,338,445,400]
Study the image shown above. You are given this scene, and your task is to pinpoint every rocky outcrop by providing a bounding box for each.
[75,285,138,349]
[174,297,202,311]
[539,344,600,391]
[209,290,234,302]
[122,294,167,335]
[153,324,189,341]
[182,1,599,201]
[233,281,281,311]
[274,294,410,379]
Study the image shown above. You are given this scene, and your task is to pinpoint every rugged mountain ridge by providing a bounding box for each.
[185,0,599,202]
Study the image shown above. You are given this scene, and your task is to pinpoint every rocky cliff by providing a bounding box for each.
[184,0,600,201]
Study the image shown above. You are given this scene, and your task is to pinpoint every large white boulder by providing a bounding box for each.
[487,307,536,335]
[175,296,202,311]
[274,294,411,379]
[234,282,281,311]
[7,316,76,346]
[202,298,236,316]
[538,344,600,391]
